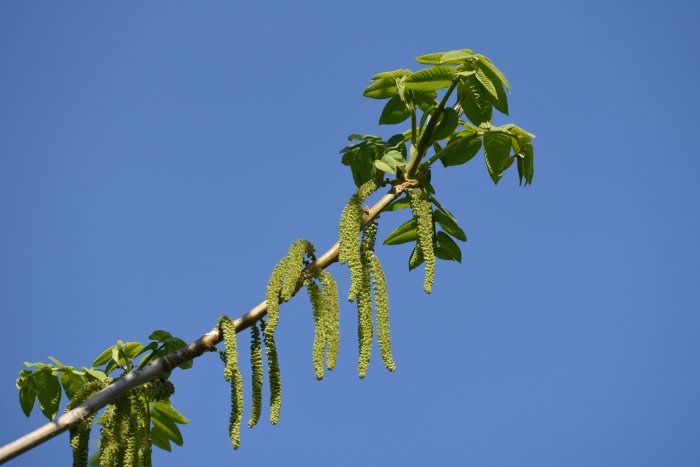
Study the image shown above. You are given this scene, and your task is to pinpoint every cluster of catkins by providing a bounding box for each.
[66,377,174,467]
[338,179,396,377]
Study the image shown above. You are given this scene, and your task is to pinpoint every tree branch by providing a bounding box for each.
[0,182,409,464]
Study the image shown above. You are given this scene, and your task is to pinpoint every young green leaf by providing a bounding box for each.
[408,245,424,270]
[522,143,535,185]
[379,96,411,125]
[383,219,418,245]
[33,369,62,420]
[385,197,411,212]
[149,330,173,342]
[152,401,189,425]
[413,91,438,111]
[92,346,116,367]
[150,425,172,452]
[475,67,498,100]
[430,107,459,142]
[370,69,410,80]
[16,370,36,417]
[439,135,482,167]
[439,50,473,64]
[82,368,108,381]
[374,159,396,175]
[434,210,467,241]
[363,78,398,99]
[404,66,456,92]
[416,49,473,65]
[476,54,511,92]
[436,231,462,262]
[483,132,512,184]
[152,410,184,446]
[59,371,84,400]
[459,77,493,127]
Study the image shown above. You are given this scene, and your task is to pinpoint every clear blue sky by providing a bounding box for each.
[1,1,699,466]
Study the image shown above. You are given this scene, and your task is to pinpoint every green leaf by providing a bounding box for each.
[436,232,462,262]
[374,159,395,174]
[413,91,438,111]
[385,197,411,211]
[459,77,492,127]
[439,50,473,64]
[33,369,61,420]
[348,134,382,142]
[475,67,498,100]
[83,368,108,381]
[379,96,411,125]
[17,370,37,417]
[404,66,456,92]
[92,346,116,367]
[483,132,512,184]
[416,49,472,65]
[478,62,509,115]
[434,210,467,241]
[522,143,534,186]
[152,401,189,425]
[122,342,144,359]
[363,78,398,99]
[408,245,424,270]
[476,54,511,92]
[19,384,36,417]
[152,408,184,446]
[439,135,482,167]
[430,107,459,142]
[517,153,525,185]
[59,370,85,400]
[151,425,172,452]
[383,219,418,245]
[430,197,457,223]
[149,330,173,342]
[370,69,410,81]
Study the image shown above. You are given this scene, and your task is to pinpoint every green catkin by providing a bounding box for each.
[248,323,263,428]
[122,394,143,467]
[260,320,282,424]
[339,179,380,301]
[408,188,435,293]
[218,315,243,450]
[264,262,285,339]
[66,380,107,467]
[306,278,326,380]
[318,271,340,370]
[99,395,131,467]
[280,240,315,301]
[369,253,395,371]
[266,239,316,337]
[357,223,376,378]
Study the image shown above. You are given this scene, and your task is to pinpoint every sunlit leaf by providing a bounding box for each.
[152,409,184,446]
[459,77,492,126]
[59,371,85,400]
[92,346,115,367]
[33,369,61,420]
[436,232,462,262]
[430,107,459,142]
[370,69,410,81]
[416,49,473,65]
[363,78,398,99]
[379,96,411,125]
[404,66,456,92]
[152,401,189,425]
[439,135,482,167]
[384,219,418,245]
[476,54,511,92]
[483,132,512,184]
[475,67,498,99]
[434,210,467,241]
[151,425,172,452]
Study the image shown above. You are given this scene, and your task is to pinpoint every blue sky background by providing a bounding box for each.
[1,1,699,466]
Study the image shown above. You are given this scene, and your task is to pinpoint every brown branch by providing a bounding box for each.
[0,182,409,464]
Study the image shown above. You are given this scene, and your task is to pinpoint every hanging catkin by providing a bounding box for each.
[368,246,396,372]
[408,188,435,293]
[318,271,340,370]
[266,240,316,338]
[248,322,263,428]
[219,315,243,449]
[66,380,107,467]
[260,319,282,425]
[339,179,380,301]
[357,222,376,378]
[306,278,326,380]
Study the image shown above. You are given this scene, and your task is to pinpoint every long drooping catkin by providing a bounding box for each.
[408,188,435,293]
[306,278,326,380]
[248,323,263,428]
[260,319,282,425]
[219,315,243,449]
[318,271,340,370]
[66,380,107,467]
[339,179,380,302]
